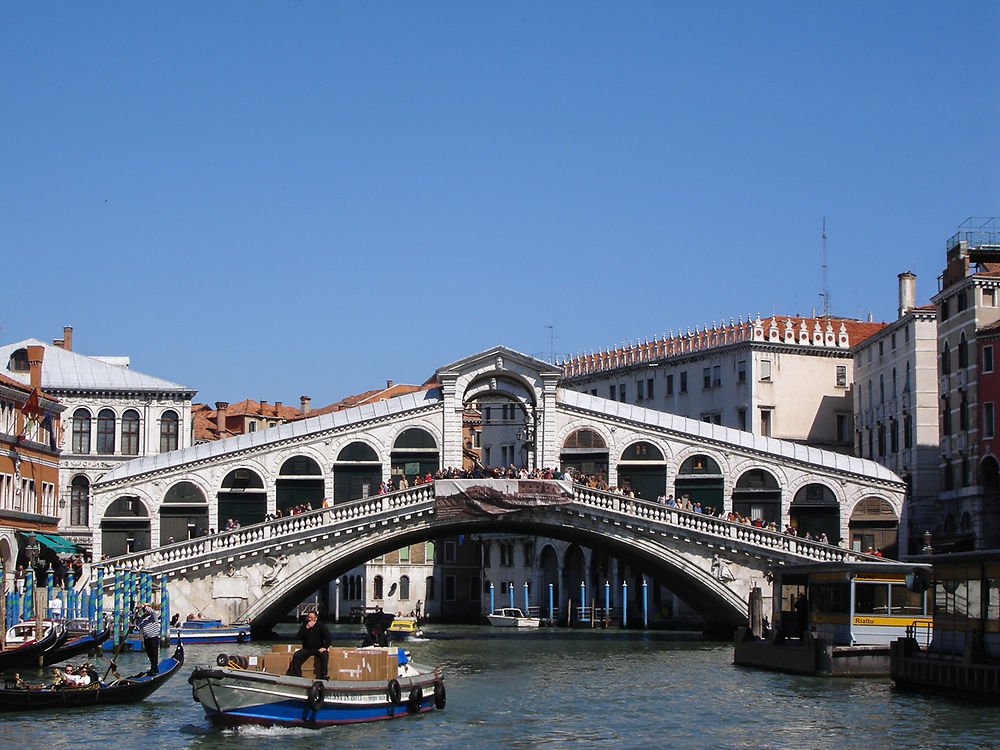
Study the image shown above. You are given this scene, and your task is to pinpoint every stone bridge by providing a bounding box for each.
[93,480,886,634]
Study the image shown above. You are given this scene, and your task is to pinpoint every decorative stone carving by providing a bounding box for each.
[261,555,288,586]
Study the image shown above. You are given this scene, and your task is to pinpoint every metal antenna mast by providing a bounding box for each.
[820,217,830,317]
[545,325,554,363]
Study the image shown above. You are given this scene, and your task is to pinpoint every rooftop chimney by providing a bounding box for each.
[215,401,229,436]
[27,345,44,390]
[898,272,917,318]
[53,325,74,351]
[387,380,393,389]
[300,395,311,414]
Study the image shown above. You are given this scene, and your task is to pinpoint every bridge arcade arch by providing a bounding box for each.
[276,455,324,514]
[673,453,725,511]
[218,467,266,528]
[159,481,208,544]
[391,427,439,485]
[101,496,150,556]
[334,440,382,501]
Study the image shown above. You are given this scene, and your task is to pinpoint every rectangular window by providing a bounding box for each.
[647,378,654,399]
[636,380,644,400]
[591,389,598,396]
[737,409,747,431]
[879,341,884,356]
[837,414,848,443]
[760,409,772,437]
[609,385,616,400]
[399,545,410,564]
[619,384,626,402]
[703,367,711,389]
[891,332,897,350]
[737,360,747,383]
[713,365,721,387]
[941,298,950,320]
[985,345,995,374]
[679,372,687,393]
[760,360,772,382]
[836,365,847,388]
[444,541,456,562]
[985,403,995,440]
[985,288,997,307]
[666,374,674,395]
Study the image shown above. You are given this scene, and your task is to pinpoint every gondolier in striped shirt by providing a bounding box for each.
[134,604,161,675]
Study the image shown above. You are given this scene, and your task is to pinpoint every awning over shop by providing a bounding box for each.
[30,532,79,554]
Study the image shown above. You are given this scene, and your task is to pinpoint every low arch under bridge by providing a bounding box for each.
[94,480,884,634]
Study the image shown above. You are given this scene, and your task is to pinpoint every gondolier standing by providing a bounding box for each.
[134,604,161,675]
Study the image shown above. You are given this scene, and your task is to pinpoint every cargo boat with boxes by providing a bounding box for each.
[188,615,446,727]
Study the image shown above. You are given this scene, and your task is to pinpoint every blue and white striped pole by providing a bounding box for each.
[66,569,75,620]
[160,574,170,644]
[548,583,554,622]
[46,567,54,619]
[96,565,105,627]
[24,569,33,620]
[622,580,628,628]
[523,581,530,614]
[113,568,122,642]
[509,581,514,609]
[642,578,648,629]
[604,581,610,625]
[489,582,495,615]
[579,581,586,621]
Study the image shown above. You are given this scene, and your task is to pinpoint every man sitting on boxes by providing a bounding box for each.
[287,611,330,680]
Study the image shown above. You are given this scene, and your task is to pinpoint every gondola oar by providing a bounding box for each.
[103,627,131,682]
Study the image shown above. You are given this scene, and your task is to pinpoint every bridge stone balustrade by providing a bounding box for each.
[91,481,891,632]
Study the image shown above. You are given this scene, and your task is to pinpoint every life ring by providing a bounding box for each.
[306,680,325,711]
[215,653,229,666]
[406,686,422,714]
[386,678,402,705]
[433,681,446,710]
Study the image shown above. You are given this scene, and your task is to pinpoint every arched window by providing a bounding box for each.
[562,428,607,449]
[879,374,885,405]
[373,575,384,600]
[121,410,140,455]
[425,576,435,600]
[159,410,179,453]
[393,428,437,450]
[942,342,951,375]
[97,408,116,455]
[959,333,969,368]
[425,541,436,562]
[70,475,90,526]
[72,409,91,454]
[904,361,911,393]
[891,368,897,400]
[400,575,410,600]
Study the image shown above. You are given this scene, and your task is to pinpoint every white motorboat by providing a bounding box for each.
[486,608,541,628]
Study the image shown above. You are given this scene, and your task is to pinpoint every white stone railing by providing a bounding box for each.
[571,485,877,564]
[95,484,437,582]
[94,480,879,588]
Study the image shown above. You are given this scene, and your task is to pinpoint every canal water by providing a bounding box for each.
[2,624,998,749]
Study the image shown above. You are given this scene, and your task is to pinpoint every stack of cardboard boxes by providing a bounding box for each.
[242,645,399,682]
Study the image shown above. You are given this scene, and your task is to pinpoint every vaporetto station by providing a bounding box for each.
[90,346,905,633]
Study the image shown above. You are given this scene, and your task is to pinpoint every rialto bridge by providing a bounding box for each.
[89,346,906,631]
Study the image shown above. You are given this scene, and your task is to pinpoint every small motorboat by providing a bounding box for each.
[0,644,184,710]
[486,608,541,628]
[0,626,66,670]
[189,613,445,728]
[170,618,250,644]
[387,616,423,639]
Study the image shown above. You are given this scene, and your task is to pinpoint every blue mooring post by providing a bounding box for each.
[160,574,170,644]
[24,569,33,620]
[579,581,586,621]
[489,581,495,615]
[523,581,529,614]
[622,580,628,628]
[113,568,122,642]
[46,567,54,619]
[67,569,75,620]
[642,577,648,629]
[548,583,554,622]
[96,565,105,627]
[604,581,610,625]
[508,581,514,609]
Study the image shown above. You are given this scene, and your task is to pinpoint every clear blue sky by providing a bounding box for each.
[2,2,997,407]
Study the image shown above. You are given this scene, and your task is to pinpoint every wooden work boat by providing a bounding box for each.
[0,644,184,710]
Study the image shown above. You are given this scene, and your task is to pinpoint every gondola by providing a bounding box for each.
[43,625,112,665]
[0,627,64,671]
[0,643,184,710]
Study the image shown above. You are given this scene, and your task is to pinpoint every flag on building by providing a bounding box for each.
[20,386,41,419]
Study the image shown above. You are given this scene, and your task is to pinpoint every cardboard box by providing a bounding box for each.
[328,648,397,682]
[271,644,298,654]
[258,652,315,675]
